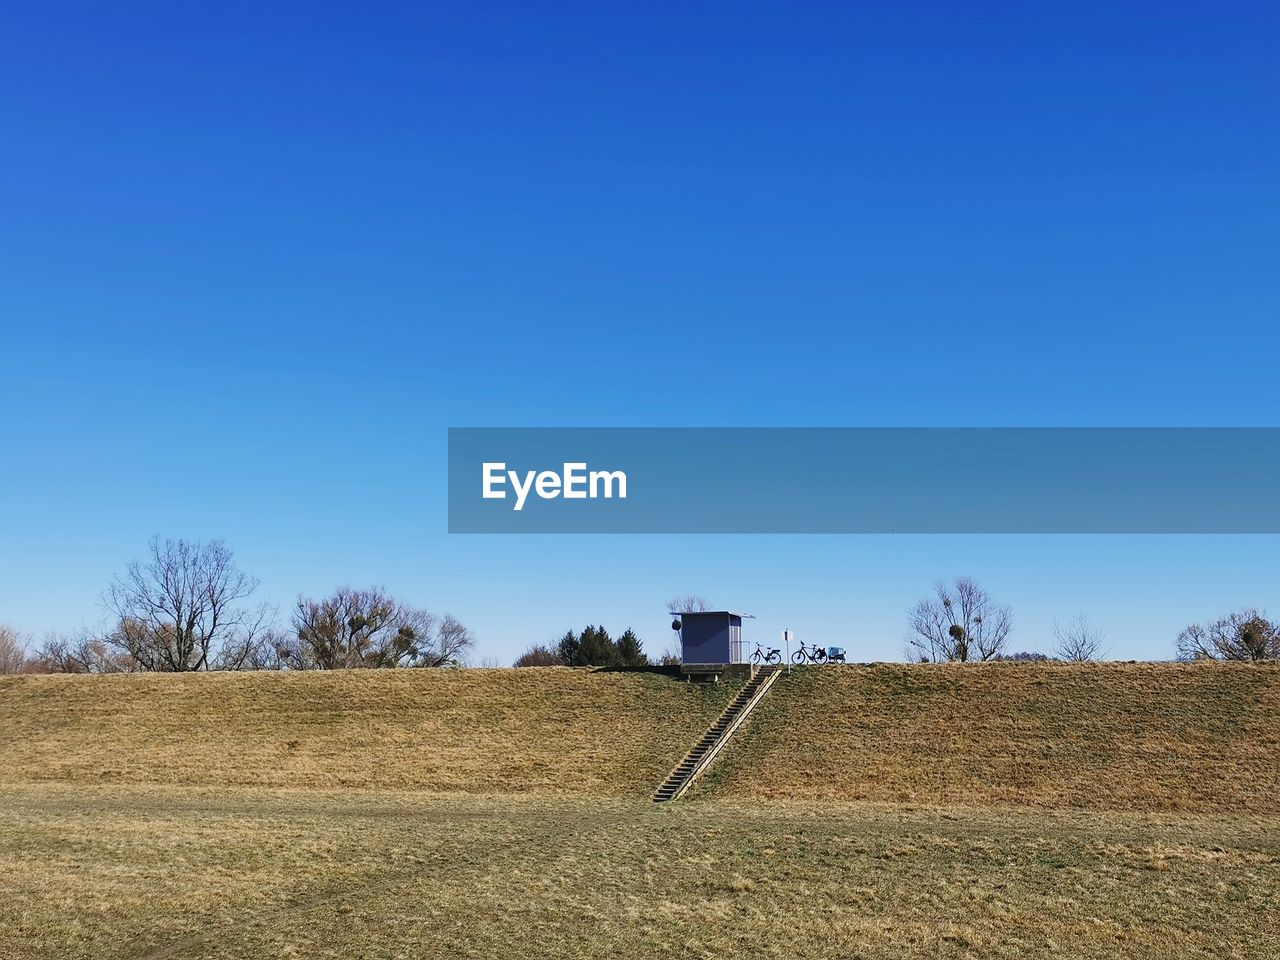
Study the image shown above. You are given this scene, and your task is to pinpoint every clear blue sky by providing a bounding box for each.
[2,3,1277,663]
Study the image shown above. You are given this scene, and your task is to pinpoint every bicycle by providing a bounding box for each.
[791,641,827,665]
[750,642,782,665]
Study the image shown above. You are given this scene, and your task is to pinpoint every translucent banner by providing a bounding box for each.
[447,428,1280,533]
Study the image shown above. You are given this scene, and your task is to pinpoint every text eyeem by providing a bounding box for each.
[482,462,628,511]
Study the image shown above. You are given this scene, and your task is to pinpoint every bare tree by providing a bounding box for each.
[0,625,27,674]
[104,536,264,672]
[215,622,287,671]
[432,614,475,667]
[1053,616,1107,662]
[1176,609,1278,661]
[907,577,1012,662]
[657,644,683,667]
[284,587,473,669]
[28,630,137,674]
[668,594,713,613]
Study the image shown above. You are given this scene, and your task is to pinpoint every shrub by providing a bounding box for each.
[513,644,563,668]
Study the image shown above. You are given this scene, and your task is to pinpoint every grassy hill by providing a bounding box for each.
[708,661,1280,812]
[3,662,1278,812]
[3,662,1279,958]
[0,668,737,795]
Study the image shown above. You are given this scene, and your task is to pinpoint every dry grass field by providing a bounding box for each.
[710,661,1280,811]
[0,668,736,794]
[2,784,1278,960]
[1,663,1278,958]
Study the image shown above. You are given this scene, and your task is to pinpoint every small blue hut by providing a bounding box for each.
[672,610,755,675]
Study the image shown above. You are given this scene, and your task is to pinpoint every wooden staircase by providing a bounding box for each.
[652,666,781,803]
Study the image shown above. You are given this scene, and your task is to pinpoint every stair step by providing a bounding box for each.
[651,670,778,804]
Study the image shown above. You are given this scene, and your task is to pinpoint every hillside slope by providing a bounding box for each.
[4,663,1277,811]
[708,661,1280,812]
[0,668,735,795]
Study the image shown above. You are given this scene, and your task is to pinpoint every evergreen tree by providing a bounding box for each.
[555,629,581,665]
[554,625,648,667]
[577,625,619,666]
[616,629,647,666]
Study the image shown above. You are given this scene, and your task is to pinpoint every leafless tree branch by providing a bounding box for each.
[1176,609,1278,661]
[1053,616,1107,662]
[103,536,260,671]
[0,625,28,674]
[906,576,1012,662]
[667,594,712,614]
[284,587,473,669]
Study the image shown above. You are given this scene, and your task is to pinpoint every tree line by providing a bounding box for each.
[0,536,473,674]
[513,624,667,668]
[4,566,1278,674]
[907,576,1278,663]
[511,595,709,667]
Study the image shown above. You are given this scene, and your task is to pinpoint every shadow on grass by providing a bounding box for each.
[589,664,684,679]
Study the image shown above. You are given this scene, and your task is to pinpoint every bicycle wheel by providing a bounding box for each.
[751,649,762,664]
[812,649,827,664]
[791,649,806,665]
[767,651,781,664]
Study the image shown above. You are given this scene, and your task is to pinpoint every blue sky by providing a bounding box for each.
[1,3,1277,663]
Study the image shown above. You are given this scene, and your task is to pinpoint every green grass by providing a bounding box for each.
[1,784,1277,959]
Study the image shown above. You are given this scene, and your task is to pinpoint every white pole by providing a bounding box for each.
[784,629,790,675]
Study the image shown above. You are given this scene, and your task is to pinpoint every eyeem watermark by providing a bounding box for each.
[482,461,628,511]
[451,427,1280,532]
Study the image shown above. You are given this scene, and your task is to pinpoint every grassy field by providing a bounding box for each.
[711,661,1280,811]
[0,668,737,794]
[6,662,1276,810]
[1,784,1276,959]
[2,663,1278,958]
